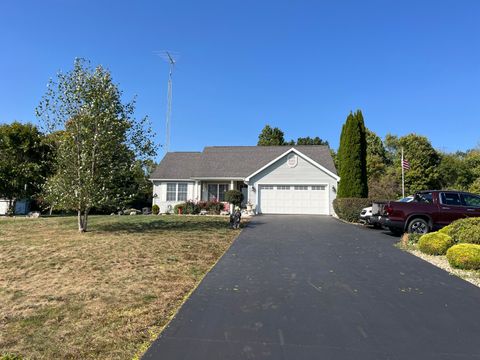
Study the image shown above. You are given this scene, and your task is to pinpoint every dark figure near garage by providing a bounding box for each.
[230,209,241,229]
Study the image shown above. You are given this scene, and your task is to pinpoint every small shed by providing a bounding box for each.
[0,199,30,215]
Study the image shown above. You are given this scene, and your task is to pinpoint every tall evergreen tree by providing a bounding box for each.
[337,110,368,198]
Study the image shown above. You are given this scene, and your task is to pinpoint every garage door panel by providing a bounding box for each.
[258,185,328,215]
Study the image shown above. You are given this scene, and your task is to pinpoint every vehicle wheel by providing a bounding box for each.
[407,218,429,234]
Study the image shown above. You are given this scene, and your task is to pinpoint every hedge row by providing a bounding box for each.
[333,198,386,223]
[174,200,226,215]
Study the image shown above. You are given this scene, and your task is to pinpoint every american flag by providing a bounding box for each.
[402,158,410,170]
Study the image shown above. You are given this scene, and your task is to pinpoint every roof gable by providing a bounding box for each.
[244,147,340,181]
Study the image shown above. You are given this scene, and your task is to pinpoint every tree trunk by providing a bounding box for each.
[78,209,89,232]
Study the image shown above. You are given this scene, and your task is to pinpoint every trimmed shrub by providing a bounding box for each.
[438,224,454,236]
[225,190,243,207]
[446,244,480,270]
[333,198,372,223]
[418,232,454,255]
[446,217,480,244]
[152,204,159,215]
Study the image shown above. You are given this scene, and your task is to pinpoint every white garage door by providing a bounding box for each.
[258,185,329,215]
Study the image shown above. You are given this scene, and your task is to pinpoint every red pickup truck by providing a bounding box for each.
[383,190,480,234]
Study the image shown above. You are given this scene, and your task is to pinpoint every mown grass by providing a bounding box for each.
[0,215,242,359]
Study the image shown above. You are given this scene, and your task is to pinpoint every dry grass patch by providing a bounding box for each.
[0,215,242,359]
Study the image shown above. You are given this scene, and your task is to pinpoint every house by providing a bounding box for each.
[149,146,340,215]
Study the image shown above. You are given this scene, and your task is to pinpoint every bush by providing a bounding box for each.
[207,200,224,214]
[1,354,23,360]
[408,232,422,244]
[225,190,243,207]
[333,198,372,223]
[446,217,480,244]
[174,201,200,215]
[418,232,454,255]
[197,201,208,210]
[438,224,454,236]
[446,244,480,270]
[152,204,159,215]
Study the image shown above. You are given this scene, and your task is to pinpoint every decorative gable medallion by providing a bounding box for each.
[287,153,298,168]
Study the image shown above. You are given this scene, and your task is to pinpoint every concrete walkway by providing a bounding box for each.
[143,215,480,359]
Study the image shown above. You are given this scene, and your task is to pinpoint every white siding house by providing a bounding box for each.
[150,146,339,215]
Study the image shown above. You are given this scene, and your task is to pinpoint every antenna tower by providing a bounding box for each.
[165,51,175,153]
[154,50,177,153]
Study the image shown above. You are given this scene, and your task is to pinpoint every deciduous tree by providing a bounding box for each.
[0,122,54,211]
[36,58,155,231]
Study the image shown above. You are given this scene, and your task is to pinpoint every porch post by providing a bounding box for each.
[194,180,199,201]
[230,180,234,213]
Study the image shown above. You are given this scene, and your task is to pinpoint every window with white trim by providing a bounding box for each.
[177,183,188,201]
[277,185,290,190]
[294,186,308,190]
[166,182,188,201]
[260,185,274,190]
[166,183,177,201]
[311,185,326,190]
[208,184,229,201]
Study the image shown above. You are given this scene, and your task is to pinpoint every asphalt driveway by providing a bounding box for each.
[143,216,480,360]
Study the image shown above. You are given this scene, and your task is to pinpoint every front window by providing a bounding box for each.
[208,184,229,201]
[218,184,228,201]
[166,183,177,201]
[177,183,188,201]
[166,182,188,201]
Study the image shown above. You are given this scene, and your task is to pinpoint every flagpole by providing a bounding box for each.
[401,147,405,198]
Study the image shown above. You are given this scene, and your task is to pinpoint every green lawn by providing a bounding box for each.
[0,215,242,359]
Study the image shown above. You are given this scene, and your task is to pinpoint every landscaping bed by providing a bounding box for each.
[0,215,243,359]
[398,217,480,288]
[407,249,480,288]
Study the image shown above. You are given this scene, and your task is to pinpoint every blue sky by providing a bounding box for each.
[1,0,479,159]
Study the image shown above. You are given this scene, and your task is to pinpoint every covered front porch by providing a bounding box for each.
[192,179,248,206]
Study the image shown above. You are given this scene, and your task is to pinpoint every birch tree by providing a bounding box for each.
[36,59,155,231]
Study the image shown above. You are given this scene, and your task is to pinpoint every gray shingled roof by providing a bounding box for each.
[149,146,337,180]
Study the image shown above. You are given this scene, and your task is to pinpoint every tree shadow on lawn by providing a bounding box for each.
[92,216,242,234]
